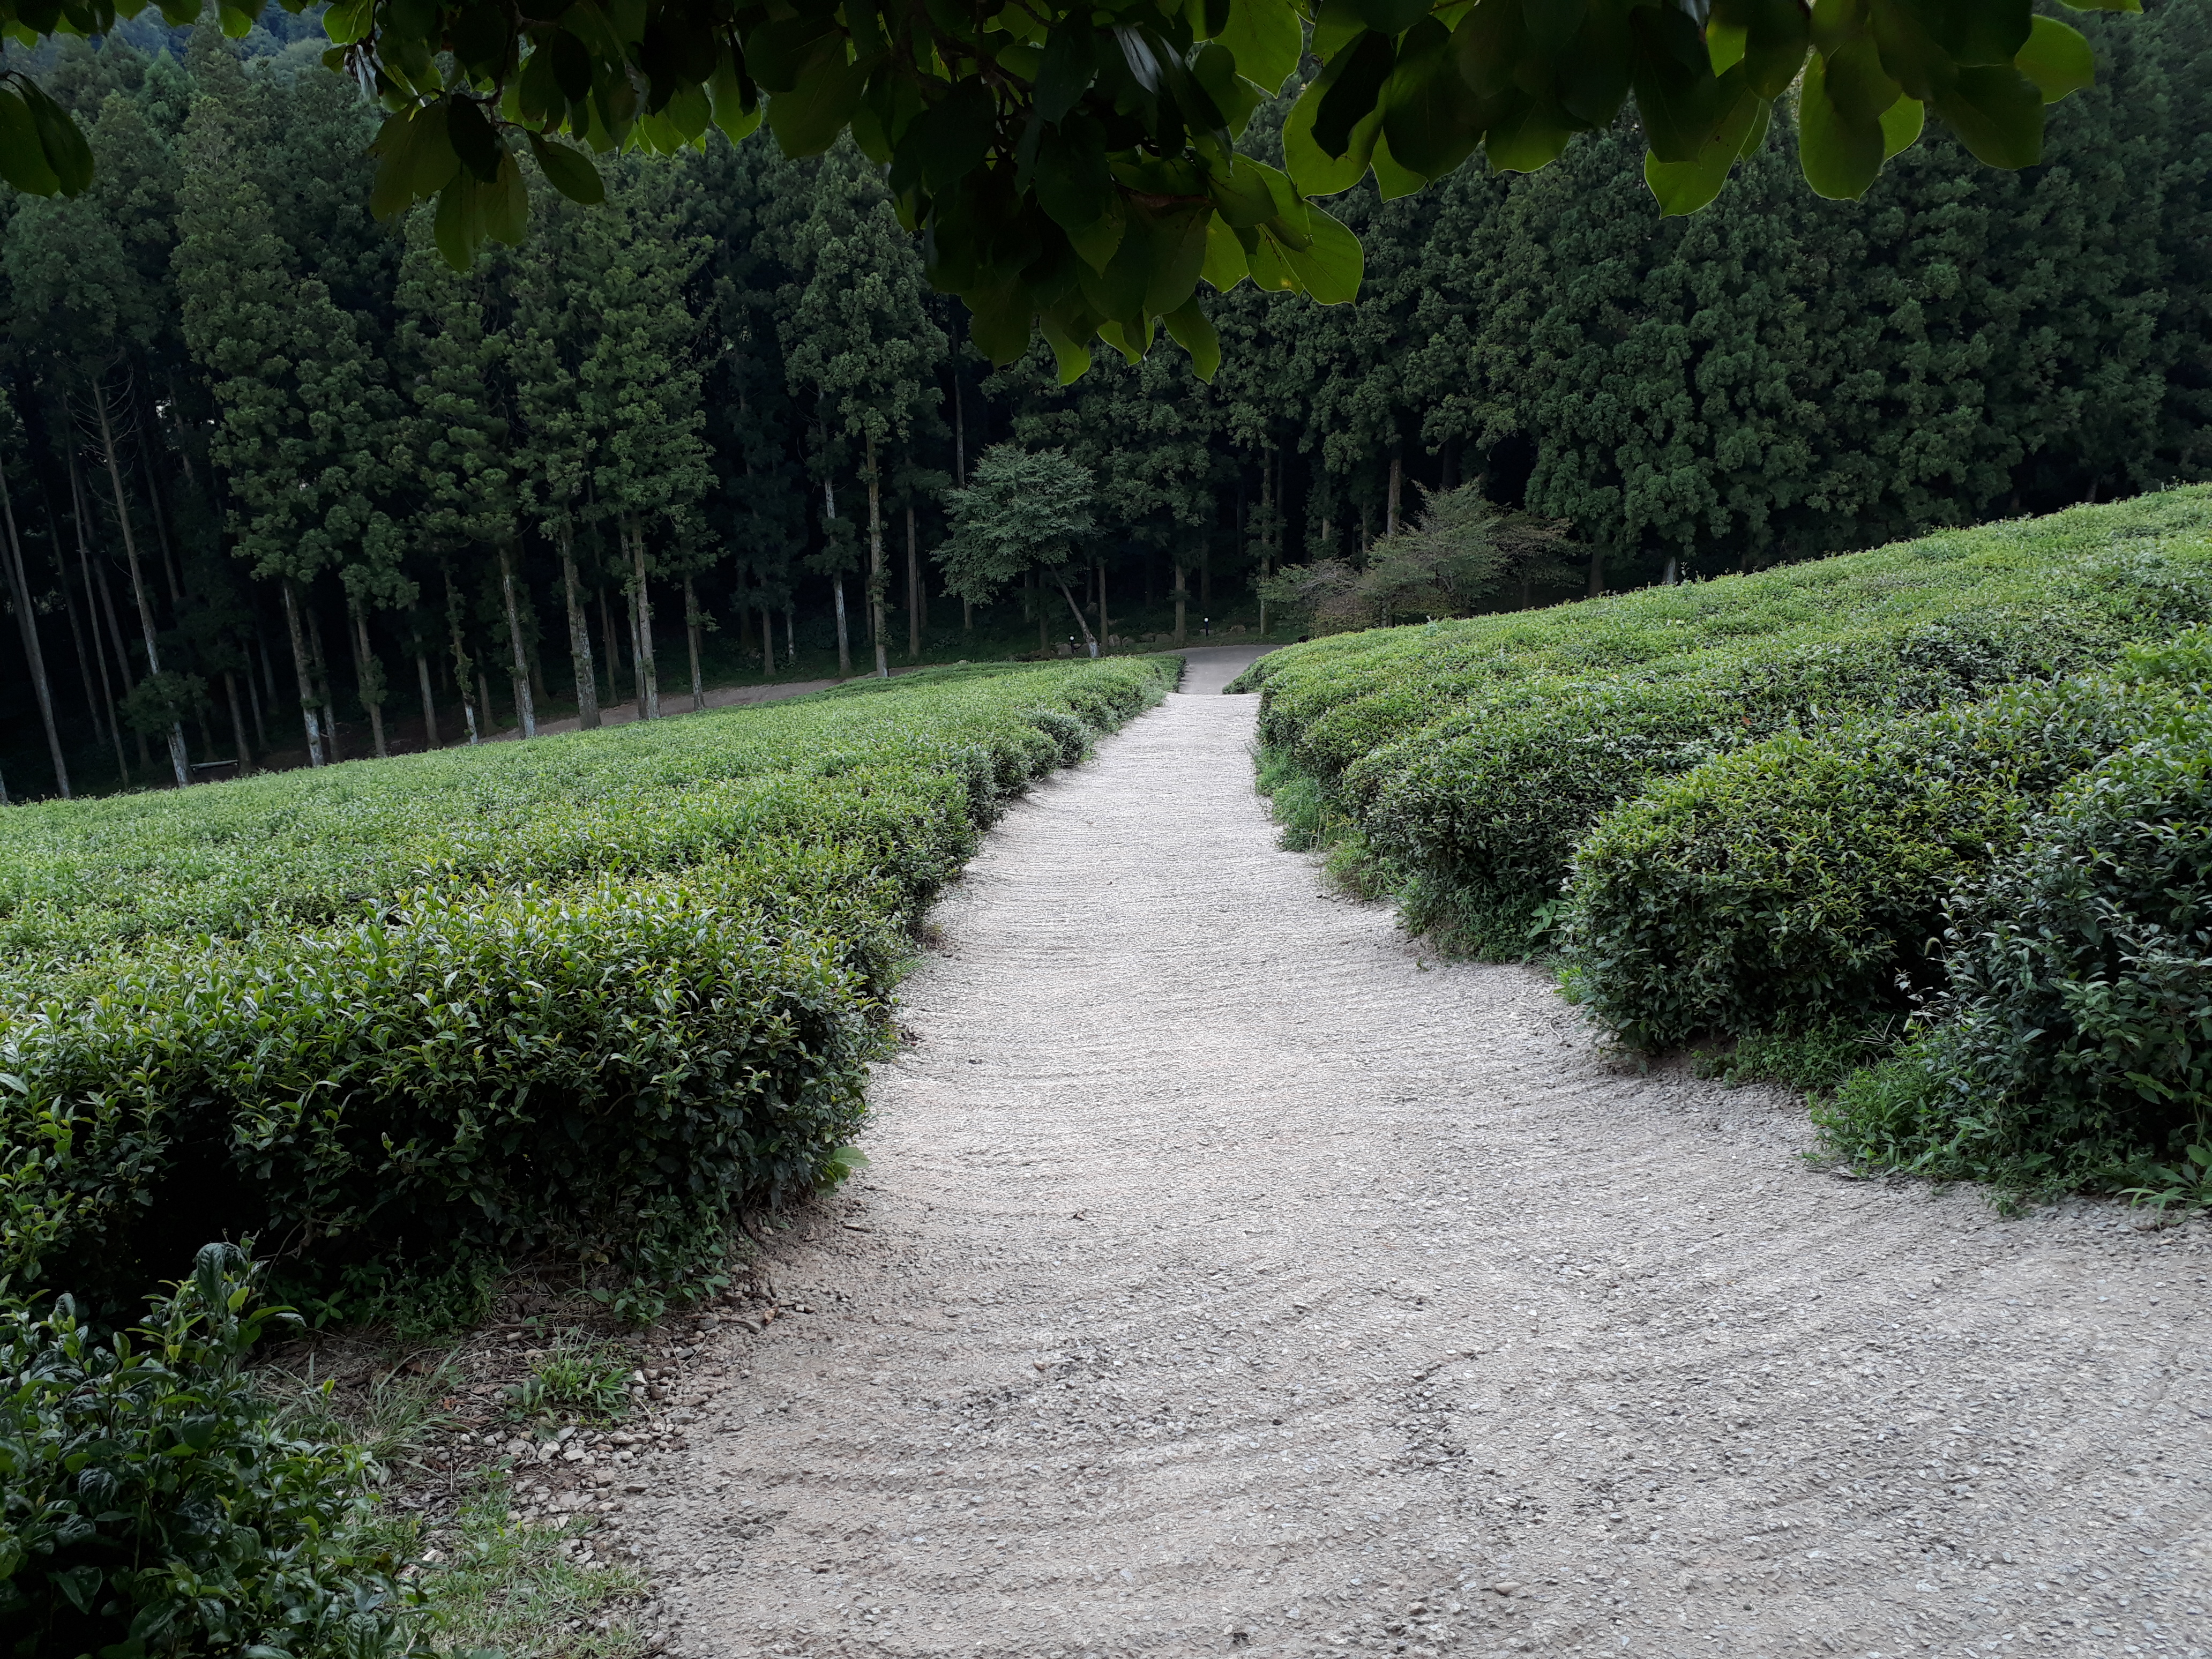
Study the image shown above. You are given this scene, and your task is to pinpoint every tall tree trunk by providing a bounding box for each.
[1032,567,1045,653]
[1173,563,1188,646]
[479,671,496,736]
[222,670,253,774]
[279,578,327,766]
[244,645,267,746]
[760,591,776,676]
[683,574,705,712]
[963,596,973,633]
[445,566,479,743]
[497,542,537,738]
[0,455,70,796]
[94,389,188,787]
[1097,559,1110,652]
[1056,576,1098,656]
[1387,451,1403,537]
[306,606,342,761]
[782,604,794,663]
[866,435,888,680]
[953,363,965,488]
[414,640,440,748]
[824,476,851,678]
[349,600,388,758]
[126,376,184,606]
[906,504,922,661]
[73,448,136,775]
[558,524,600,730]
[629,521,659,719]
[597,586,624,708]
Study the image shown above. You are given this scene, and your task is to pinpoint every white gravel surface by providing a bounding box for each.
[640,647,2212,1659]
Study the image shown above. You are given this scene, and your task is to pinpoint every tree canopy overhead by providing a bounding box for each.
[0,0,2134,385]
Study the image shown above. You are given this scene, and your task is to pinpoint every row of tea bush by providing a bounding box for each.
[1237,490,2212,1193]
[1,660,1175,1321]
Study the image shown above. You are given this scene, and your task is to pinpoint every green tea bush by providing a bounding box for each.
[0,660,1174,1318]
[1821,640,2212,1192]
[1,1245,417,1658]
[0,661,1168,968]
[1563,673,2155,1050]
[1233,493,2212,955]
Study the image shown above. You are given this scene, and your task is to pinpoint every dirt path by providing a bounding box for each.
[638,648,2212,1659]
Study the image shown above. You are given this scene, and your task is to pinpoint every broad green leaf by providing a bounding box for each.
[906,82,997,191]
[1354,0,1432,33]
[766,43,872,158]
[2015,14,2094,102]
[1899,0,2031,66]
[527,131,604,203]
[1141,205,1213,316]
[2055,0,2137,11]
[1283,66,1382,194]
[1035,116,1116,259]
[1797,47,1886,197]
[1274,201,1363,303]
[1482,89,1580,171]
[447,95,504,184]
[1643,87,1764,215]
[1034,23,1100,123]
[1932,62,2043,165]
[707,53,762,141]
[1879,91,1923,156]
[1380,17,1484,182]
[1631,6,1741,163]
[1523,0,1588,56]
[1038,311,1094,383]
[19,78,91,193]
[434,171,487,270]
[1313,29,1395,159]
[1164,297,1222,382]
[1369,129,1426,199]
[1200,214,1251,290]
[1214,0,1304,95]
[0,87,63,195]
[322,0,371,46]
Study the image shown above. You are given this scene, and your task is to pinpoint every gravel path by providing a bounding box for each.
[643,649,2212,1659]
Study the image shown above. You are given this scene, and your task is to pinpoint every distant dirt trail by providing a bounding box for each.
[642,646,2212,1659]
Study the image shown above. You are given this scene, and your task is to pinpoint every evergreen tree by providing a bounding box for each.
[781,143,946,678]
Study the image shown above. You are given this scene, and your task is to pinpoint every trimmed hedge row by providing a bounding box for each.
[0,662,1155,968]
[1234,493,2212,956]
[1820,644,2212,1190]
[1560,668,2183,1050]
[1,660,1175,1318]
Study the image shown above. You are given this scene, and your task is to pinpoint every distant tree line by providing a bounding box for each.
[0,2,2202,798]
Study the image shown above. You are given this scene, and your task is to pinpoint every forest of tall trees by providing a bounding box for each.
[1,0,2204,799]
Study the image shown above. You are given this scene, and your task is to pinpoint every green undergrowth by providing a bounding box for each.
[1233,490,2212,958]
[1,659,1175,1324]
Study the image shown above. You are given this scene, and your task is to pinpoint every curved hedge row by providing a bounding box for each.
[1560,669,2183,1050]
[1820,648,2212,1191]
[0,662,1157,967]
[1235,492,2212,955]
[1,659,1175,1318]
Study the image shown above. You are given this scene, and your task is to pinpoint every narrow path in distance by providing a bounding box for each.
[642,647,2211,1659]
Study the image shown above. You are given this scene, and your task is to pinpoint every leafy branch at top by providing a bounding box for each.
[0,0,2129,380]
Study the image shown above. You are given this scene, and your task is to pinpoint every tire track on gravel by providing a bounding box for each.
[642,647,2212,1659]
